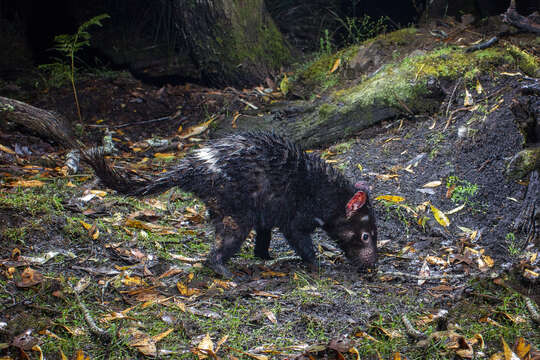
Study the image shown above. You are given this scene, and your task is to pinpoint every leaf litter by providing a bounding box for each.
[0,53,539,360]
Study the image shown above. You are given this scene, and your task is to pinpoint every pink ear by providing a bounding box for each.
[346,191,367,218]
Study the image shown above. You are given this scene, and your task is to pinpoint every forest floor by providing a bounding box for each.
[0,19,539,360]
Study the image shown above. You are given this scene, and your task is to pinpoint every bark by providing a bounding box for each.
[0,96,76,148]
[173,0,291,86]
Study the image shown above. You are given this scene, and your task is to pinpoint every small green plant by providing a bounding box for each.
[39,14,109,122]
[380,200,411,233]
[319,29,333,55]
[331,13,389,46]
[427,132,445,159]
[504,232,521,257]
[446,176,478,204]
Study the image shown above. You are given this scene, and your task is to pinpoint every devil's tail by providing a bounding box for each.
[81,148,190,196]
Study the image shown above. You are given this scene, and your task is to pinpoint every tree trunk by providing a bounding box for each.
[173,0,291,87]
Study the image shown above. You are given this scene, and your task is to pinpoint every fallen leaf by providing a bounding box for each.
[262,309,277,324]
[423,180,442,188]
[446,204,465,215]
[179,117,214,139]
[430,204,450,227]
[194,333,215,359]
[464,88,474,106]
[501,337,520,360]
[476,79,483,94]
[418,260,430,285]
[515,337,531,359]
[329,58,341,73]
[8,179,44,187]
[0,143,15,154]
[16,267,43,287]
[375,195,405,203]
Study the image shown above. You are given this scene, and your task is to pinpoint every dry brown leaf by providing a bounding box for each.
[464,88,474,106]
[423,180,442,188]
[515,337,531,359]
[179,117,214,139]
[177,281,201,296]
[0,143,15,154]
[501,337,520,360]
[152,328,174,342]
[262,309,277,324]
[194,333,215,359]
[8,179,45,187]
[251,290,280,298]
[260,270,287,278]
[16,267,43,287]
[126,328,157,357]
[418,260,430,286]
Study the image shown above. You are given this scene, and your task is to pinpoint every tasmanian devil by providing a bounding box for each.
[82,132,377,278]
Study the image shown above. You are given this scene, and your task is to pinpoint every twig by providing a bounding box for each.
[445,78,461,119]
[525,297,540,324]
[465,36,499,52]
[390,89,414,115]
[378,270,480,281]
[87,109,184,129]
[74,291,112,342]
[401,314,426,339]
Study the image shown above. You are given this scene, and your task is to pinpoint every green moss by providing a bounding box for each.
[506,44,539,77]
[318,103,338,120]
[378,27,417,45]
[333,45,516,112]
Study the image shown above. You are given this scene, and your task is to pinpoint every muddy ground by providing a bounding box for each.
[0,25,539,360]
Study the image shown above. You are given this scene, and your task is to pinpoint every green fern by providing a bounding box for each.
[41,14,110,122]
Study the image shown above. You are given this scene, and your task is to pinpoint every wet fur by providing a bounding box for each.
[82,132,377,277]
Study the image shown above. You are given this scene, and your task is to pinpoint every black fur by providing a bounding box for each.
[82,132,377,278]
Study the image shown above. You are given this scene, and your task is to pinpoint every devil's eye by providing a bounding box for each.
[362,233,370,242]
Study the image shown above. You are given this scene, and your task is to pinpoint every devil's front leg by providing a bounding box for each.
[282,217,318,271]
[254,227,272,260]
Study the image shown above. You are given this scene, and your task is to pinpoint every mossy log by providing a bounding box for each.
[211,71,444,149]
[0,96,76,148]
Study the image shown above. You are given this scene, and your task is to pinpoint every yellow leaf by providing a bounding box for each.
[515,337,530,358]
[154,152,175,160]
[501,337,520,360]
[152,328,174,342]
[280,74,289,95]
[476,79,483,94]
[425,255,446,266]
[329,58,341,73]
[60,348,68,360]
[89,189,107,197]
[195,333,215,360]
[422,180,442,188]
[8,179,45,187]
[523,268,539,280]
[430,204,450,227]
[349,347,360,360]
[79,220,92,230]
[375,195,405,203]
[464,88,474,106]
[0,143,15,154]
[261,270,287,278]
[179,117,214,139]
